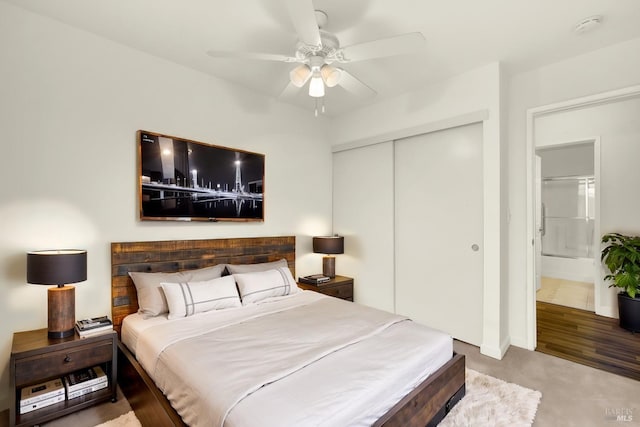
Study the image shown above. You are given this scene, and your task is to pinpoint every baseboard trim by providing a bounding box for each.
[510,336,533,351]
[480,336,510,360]
[596,305,618,319]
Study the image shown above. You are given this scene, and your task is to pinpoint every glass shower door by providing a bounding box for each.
[541,176,595,258]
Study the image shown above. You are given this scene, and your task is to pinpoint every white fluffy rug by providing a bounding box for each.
[439,369,542,427]
[94,411,141,427]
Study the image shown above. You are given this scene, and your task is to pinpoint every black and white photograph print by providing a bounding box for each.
[138,130,264,222]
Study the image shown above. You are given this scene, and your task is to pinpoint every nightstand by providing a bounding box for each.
[9,328,117,427]
[298,275,354,301]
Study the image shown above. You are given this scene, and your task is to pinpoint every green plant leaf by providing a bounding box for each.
[601,233,640,295]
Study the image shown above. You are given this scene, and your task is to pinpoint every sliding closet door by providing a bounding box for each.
[333,142,395,312]
[395,123,483,345]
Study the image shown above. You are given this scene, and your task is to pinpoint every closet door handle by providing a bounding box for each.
[471,244,479,252]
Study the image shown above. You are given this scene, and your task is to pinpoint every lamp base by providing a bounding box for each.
[48,285,75,339]
[322,256,336,278]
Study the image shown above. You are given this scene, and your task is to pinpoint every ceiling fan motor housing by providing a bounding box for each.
[296,31,341,62]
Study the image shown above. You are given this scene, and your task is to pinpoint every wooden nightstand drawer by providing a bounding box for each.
[297,276,354,301]
[14,339,113,387]
[320,284,353,300]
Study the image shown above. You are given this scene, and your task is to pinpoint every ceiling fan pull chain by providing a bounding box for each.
[314,98,319,117]
[321,97,326,114]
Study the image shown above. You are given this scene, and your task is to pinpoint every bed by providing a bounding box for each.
[111,236,465,426]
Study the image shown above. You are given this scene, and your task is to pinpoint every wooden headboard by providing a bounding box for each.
[111,236,296,336]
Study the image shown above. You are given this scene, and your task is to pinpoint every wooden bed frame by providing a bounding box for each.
[111,236,465,426]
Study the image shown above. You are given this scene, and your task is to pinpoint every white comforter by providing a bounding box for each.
[132,291,452,427]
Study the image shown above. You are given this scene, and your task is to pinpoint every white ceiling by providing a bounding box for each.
[6,0,640,116]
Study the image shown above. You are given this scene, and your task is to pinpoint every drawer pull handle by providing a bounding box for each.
[64,355,72,363]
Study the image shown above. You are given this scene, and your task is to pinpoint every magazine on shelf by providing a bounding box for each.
[75,323,113,338]
[20,378,65,407]
[75,316,112,332]
[19,393,65,414]
[67,380,108,400]
[64,366,108,394]
[299,274,331,285]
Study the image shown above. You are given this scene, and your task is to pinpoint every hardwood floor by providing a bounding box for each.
[536,301,640,381]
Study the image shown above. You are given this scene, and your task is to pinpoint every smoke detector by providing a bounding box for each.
[574,15,603,34]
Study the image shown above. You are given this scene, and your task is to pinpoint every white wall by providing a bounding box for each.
[507,37,640,348]
[330,63,508,359]
[541,256,595,283]
[0,3,333,411]
[538,144,594,177]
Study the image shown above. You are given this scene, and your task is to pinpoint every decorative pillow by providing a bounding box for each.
[185,264,226,282]
[161,276,241,320]
[128,264,225,317]
[225,258,288,275]
[129,271,187,318]
[234,267,298,305]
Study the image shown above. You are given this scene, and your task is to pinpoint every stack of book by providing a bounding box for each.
[75,316,113,338]
[64,366,108,400]
[19,378,65,414]
[298,274,331,285]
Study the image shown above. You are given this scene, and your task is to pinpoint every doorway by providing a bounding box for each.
[525,84,640,350]
[535,142,597,312]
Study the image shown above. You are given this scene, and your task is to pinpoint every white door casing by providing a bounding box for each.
[535,155,542,291]
[525,85,640,350]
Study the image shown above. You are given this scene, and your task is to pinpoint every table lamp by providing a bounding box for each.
[27,250,87,339]
[312,235,344,278]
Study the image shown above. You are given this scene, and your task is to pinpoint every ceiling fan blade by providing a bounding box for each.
[337,69,377,98]
[340,32,426,62]
[206,50,296,63]
[284,0,321,47]
[279,81,300,99]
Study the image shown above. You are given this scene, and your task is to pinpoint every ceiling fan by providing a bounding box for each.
[206,0,425,115]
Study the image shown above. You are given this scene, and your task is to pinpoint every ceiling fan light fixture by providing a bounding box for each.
[290,64,311,87]
[308,75,325,97]
[320,64,342,87]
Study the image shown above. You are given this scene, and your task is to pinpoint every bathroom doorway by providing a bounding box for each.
[535,142,597,312]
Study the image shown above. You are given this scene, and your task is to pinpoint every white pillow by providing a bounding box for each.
[161,275,241,319]
[234,267,298,305]
[129,264,226,317]
[129,270,187,318]
[225,258,288,274]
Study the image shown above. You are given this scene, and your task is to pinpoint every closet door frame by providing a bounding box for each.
[333,109,506,359]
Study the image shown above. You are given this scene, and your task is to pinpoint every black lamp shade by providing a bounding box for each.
[313,236,344,255]
[27,250,87,286]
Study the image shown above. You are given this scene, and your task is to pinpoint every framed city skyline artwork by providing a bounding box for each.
[138,130,264,222]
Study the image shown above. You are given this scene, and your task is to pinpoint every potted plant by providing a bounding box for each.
[601,232,640,332]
